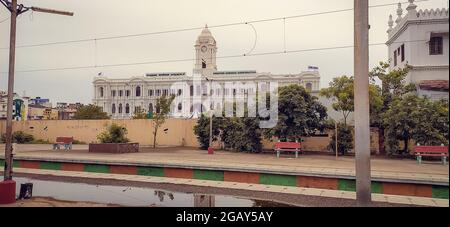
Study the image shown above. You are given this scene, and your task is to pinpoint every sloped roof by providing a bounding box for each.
[419,80,449,91]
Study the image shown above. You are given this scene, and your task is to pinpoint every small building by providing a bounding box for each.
[29,97,52,108]
[386,0,449,100]
[56,102,82,120]
[28,104,48,120]
[0,91,29,121]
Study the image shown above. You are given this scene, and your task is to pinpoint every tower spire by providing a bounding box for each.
[396,2,403,24]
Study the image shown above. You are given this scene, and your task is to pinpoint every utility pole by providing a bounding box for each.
[0,0,73,204]
[335,121,338,160]
[354,0,371,206]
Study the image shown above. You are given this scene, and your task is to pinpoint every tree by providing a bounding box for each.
[320,76,354,126]
[329,123,353,155]
[73,104,109,120]
[320,75,383,127]
[383,94,449,155]
[152,94,175,148]
[221,115,262,153]
[97,123,130,143]
[193,114,222,150]
[132,108,147,119]
[264,84,328,142]
[369,62,415,154]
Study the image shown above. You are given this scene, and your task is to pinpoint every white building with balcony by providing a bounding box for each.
[93,25,321,119]
[386,0,449,100]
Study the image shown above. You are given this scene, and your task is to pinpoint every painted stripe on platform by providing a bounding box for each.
[2,158,448,199]
[40,162,62,170]
[137,167,164,177]
[432,185,449,199]
[371,182,383,194]
[19,160,40,169]
[224,171,260,184]
[84,164,110,173]
[382,182,433,197]
[297,176,338,190]
[110,165,138,175]
[194,169,224,181]
[260,173,296,187]
[13,160,20,168]
[164,168,194,179]
[338,179,356,191]
[61,163,85,172]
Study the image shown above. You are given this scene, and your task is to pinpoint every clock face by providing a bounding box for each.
[201,46,207,53]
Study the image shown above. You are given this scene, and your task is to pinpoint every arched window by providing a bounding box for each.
[178,103,182,112]
[149,103,154,113]
[136,86,141,97]
[125,103,130,114]
[112,104,116,114]
[99,87,104,97]
[306,82,313,92]
[118,104,123,114]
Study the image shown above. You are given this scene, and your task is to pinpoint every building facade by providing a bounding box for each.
[93,26,321,119]
[386,0,449,100]
[0,91,29,121]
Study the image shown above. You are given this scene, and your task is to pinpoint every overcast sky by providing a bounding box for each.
[0,0,447,104]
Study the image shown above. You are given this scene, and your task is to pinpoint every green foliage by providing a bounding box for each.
[72,139,86,145]
[383,94,449,155]
[1,131,35,144]
[194,114,262,153]
[320,76,354,125]
[73,104,110,120]
[329,124,354,155]
[193,114,222,150]
[152,94,176,148]
[222,116,262,153]
[369,62,448,155]
[320,75,383,127]
[33,139,52,144]
[132,108,148,119]
[264,84,328,141]
[97,123,130,143]
[370,62,415,124]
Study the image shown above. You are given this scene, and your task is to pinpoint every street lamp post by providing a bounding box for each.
[0,0,73,205]
[205,77,214,154]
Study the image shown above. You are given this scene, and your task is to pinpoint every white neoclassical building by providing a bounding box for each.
[386,0,449,100]
[93,25,321,119]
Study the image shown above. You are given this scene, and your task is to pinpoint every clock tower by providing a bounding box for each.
[194,25,217,75]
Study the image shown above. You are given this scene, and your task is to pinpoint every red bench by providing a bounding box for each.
[275,141,301,158]
[53,137,74,150]
[414,144,448,165]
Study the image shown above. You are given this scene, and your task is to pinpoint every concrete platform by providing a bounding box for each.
[2,144,448,185]
[5,168,449,207]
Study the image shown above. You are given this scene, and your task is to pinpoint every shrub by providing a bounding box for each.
[33,139,51,144]
[72,139,86,145]
[97,123,130,143]
[1,131,35,144]
[194,115,262,153]
[329,124,353,155]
